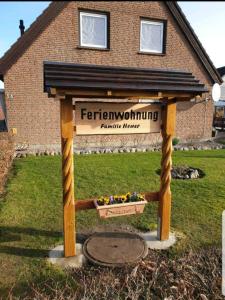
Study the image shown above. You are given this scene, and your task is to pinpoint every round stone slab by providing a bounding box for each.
[83,232,148,267]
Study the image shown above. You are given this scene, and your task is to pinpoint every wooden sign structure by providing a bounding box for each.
[44,62,207,257]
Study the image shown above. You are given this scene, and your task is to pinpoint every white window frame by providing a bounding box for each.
[79,11,108,49]
[140,19,164,54]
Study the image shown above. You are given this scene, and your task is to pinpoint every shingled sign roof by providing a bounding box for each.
[0,1,222,84]
[44,61,208,96]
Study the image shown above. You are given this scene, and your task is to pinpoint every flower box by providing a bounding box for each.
[94,197,147,219]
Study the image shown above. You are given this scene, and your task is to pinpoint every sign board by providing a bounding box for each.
[75,102,161,135]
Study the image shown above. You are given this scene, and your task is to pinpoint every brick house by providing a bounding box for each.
[0,1,222,151]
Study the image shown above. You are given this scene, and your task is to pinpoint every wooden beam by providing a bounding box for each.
[54,89,159,98]
[145,191,159,202]
[60,96,76,257]
[158,100,176,241]
[75,199,96,211]
[52,88,199,100]
[50,87,56,96]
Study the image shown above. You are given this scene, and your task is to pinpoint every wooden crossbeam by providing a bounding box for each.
[51,88,200,100]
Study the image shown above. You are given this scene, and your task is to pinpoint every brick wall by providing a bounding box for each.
[4,1,213,150]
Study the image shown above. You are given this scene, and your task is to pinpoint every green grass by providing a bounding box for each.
[0,150,225,297]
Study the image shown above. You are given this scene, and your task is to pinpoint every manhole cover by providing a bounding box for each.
[83,232,148,267]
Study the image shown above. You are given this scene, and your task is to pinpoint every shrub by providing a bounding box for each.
[172,137,180,146]
[0,132,14,195]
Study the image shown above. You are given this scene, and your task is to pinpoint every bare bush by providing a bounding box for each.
[0,132,14,195]
[7,247,222,300]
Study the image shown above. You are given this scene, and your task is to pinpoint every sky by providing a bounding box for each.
[0,1,225,89]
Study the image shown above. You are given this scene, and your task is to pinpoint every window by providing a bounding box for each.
[79,11,108,49]
[140,19,165,54]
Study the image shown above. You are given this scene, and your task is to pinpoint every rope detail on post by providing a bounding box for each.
[160,134,172,197]
[62,138,74,208]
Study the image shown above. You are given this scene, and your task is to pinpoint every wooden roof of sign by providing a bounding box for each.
[44,61,208,99]
[0,2,222,84]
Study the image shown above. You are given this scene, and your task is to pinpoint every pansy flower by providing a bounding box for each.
[109,195,114,204]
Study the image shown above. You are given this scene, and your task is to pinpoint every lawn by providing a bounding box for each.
[0,150,225,298]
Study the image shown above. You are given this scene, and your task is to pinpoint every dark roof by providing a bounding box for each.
[217,67,225,77]
[44,61,208,96]
[0,1,222,84]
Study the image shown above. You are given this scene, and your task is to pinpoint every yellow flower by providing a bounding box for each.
[126,192,131,200]
[114,195,119,201]
[138,194,144,201]
[104,197,110,205]
[97,197,104,206]
[121,195,126,202]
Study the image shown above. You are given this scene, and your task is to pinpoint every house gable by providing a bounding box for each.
[2,1,217,146]
[0,1,222,84]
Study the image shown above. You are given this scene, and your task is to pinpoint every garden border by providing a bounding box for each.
[14,142,225,158]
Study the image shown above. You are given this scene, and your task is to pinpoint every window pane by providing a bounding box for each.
[81,13,107,48]
[140,21,163,53]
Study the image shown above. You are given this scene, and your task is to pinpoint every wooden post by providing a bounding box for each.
[60,95,76,257]
[158,100,176,240]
